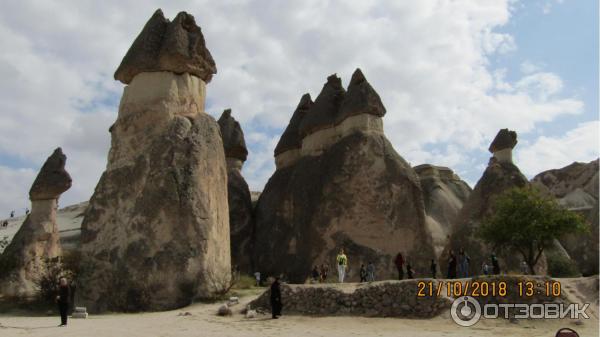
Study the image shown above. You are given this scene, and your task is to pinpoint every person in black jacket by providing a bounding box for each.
[270,277,282,319]
[56,277,71,326]
[447,251,457,279]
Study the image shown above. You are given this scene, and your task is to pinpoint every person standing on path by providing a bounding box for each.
[366,261,375,282]
[56,277,71,327]
[336,249,348,283]
[430,259,437,279]
[394,252,404,280]
[447,251,457,279]
[270,277,282,319]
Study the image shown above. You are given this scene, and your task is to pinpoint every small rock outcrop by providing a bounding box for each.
[114,9,216,84]
[532,159,599,275]
[445,129,542,273]
[0,148,72,297]
[218,109,254,273]
[77,10,230,312]
[254,69,435,283]
[414,165,471,257]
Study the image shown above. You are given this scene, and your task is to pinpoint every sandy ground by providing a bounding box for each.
[1,285,597,337]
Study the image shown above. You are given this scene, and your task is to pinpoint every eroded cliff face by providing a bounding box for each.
[415,165,471,258]
[0,148,72,297]
[532,159,599,275]
[77,10,230,312]
[218,109,254,273]
[254,69,435,282]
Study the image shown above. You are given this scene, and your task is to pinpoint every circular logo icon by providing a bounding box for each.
[451,296,481,327]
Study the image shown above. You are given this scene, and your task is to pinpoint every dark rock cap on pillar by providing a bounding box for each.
[114,9,217,84]
[218,109,248,161]
[29,147,72,200]
[298,74,345,137]
[337,68,386,123]
[488,128,518,153]
[274,93,313,156]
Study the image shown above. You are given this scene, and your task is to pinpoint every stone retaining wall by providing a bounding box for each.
[250,276,574,318]
[250,280,452,318]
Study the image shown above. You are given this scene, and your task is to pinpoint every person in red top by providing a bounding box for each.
[394,252,404,280]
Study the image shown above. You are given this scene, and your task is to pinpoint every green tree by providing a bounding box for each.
[479,187,588,275]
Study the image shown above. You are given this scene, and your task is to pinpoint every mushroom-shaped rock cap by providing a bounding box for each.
[337,68,386,123]
[488,128,518,153]
[274,93,314,156]
[29,148,72,201]
[218,109,248,161]
[298,74,345,137]
[114,9,217,84]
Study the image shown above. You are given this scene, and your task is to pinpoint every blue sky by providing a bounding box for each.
[0,0,597,216]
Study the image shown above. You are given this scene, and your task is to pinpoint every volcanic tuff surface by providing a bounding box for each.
[444,129,547,274]
[218,109,254,273]
[77,10,230,312]
[254,69,435,282]
[415,165,472,258]
[532,159,599,275]
[114,9,216,84]
[0,148,72,297]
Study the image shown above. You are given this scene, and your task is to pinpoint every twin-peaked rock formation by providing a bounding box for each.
[218,109,254,273]
[77,10,230,312]
[0,148,72,297]
[254,69,435,282]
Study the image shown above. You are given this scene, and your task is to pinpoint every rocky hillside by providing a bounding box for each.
[532,159,599,275]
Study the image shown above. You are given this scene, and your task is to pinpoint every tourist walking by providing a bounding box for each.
[320,264,329,283]
[406,261,414,279]
[10,210,14,218]
[311,266,320,282]
[458,248,470,278]
[56,277,71,327]
[254,271,261,286]
[430,259,437,279]
[482,262,489,275]
[520,261,528,275]
[394,252,404,280]
[491,253,500,275]
[366,261,375,282]
[336,249,348,283]
[359,264,367,282]
[447,251,457,279]
[270,277,282,319]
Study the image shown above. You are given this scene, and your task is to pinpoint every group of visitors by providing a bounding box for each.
[359,262,376,282]
[447,248,471,278]
[480,253,501,276]
[309,263,331,283]
[394,252,417,280]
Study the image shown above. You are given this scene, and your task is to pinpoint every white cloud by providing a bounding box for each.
[516,121,599,177]
[0,0,591,215]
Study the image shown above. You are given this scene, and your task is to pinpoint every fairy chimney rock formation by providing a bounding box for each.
[414,164,471,258]
[0,148,72,297]
[217,109,254,272]
[444,128,550,273]
[274,94,313,169]
[488,128,517,163]
[254,69,435,282]
[218,109,248,170]
[78,10,230,312]
[114,9,216,84]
